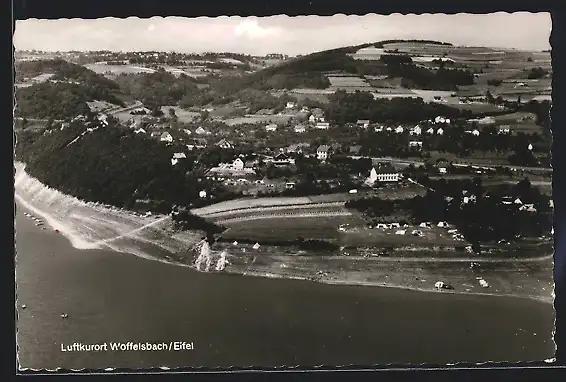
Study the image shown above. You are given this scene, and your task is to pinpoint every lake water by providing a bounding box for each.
[15,204,555,370]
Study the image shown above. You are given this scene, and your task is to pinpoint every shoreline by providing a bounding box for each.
[14,162,554,303]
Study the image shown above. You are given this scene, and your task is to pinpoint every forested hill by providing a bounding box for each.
[15,118,234,213]
[197,40,471,98]
[15,59,126,119]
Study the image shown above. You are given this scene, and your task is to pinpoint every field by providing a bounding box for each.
[160,106,201,123]
[219,215,361,242]
[224,114,294,126]
[491,111,537,124]
[192,196,315,216]
[84,63,157,76]
[327,76,372,88]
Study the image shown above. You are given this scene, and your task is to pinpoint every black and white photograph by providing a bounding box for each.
[14,12,555,370]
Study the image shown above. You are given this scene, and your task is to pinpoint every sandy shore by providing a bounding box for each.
[14,162,555,303]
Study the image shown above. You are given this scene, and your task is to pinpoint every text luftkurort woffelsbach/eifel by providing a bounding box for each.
[60,342,194,352]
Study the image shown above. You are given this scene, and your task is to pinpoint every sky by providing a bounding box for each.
[14,12,551,56]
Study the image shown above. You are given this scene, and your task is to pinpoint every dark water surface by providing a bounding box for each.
[15,205,555,370]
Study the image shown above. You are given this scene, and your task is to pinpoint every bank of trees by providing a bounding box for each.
[325,90,463,125]
[346,178,552,244]
[16,123,232,213]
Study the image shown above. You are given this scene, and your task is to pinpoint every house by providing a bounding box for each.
[195,126,207,135]
[308,114,317,123]
[173,152,186,160]
[528,143,534,151]
[426,127,435,134]
[186,144,195,151]
[272,152,295,166]
[349,145,362,155]
[434,116,447,124]
[357,119,370,128]
[265,124,278,132]
[395,126,404,134]
[465,129,480,136]
[285,182,296,189]
[134,128,147,134]
[410,125,422,135]
[316,145,331,161]
[294,124,306,133]
[232,158,245,171]
[183,129,192,135]
[408,141,423,150]
[519,204,537,212]
[316,122,330,130]
[374,126,384,132]
[194,138,208,149]
[366,164,400,185]
[498,126,510,134]
[216,138,234,149]
[199,190,207,198]
[286,102,296,109]
[160,132,173,143]
[436,127,444,135]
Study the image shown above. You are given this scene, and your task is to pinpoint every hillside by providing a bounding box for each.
[189,40,473,102]
[15,117,234,212]
[15,59,126,119]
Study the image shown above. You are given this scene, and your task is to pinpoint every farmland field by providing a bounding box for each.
[220,215,362,242]
[160,106,201,122]
[192,196,315,216]
[327,76,371,88]
[224,114,294,126]
[84,63,157,76]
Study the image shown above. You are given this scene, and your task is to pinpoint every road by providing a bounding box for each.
[347,155,552,173]
[107,100,144,115]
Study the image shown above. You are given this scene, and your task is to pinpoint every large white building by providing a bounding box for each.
[366,164,400,185]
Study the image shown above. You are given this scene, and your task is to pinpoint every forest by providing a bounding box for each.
[15,117,236,214]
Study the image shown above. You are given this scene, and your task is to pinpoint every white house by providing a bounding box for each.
[366,165,400,185]
[434,116,447,124]
[160,132,173,143]
[232,158,245,171]
[265,124,278,132]
[195,126,207,135]
[395,126,404,134]
[409,141,423,150]
[308,114,317,123]
[357,119,370,128]
[286,102,296,109]
[528,143,534,151]
[134,128,146,134]
[316,122,330,130]
[173,152,186,159]
[426,127,435,134]
[436,127,444,135]
[294,124,306,133]
[410,125,422,135]
[316,145,331,161]
[183,129,192,135]
[199,190,207,198]
[498,126,510,134]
